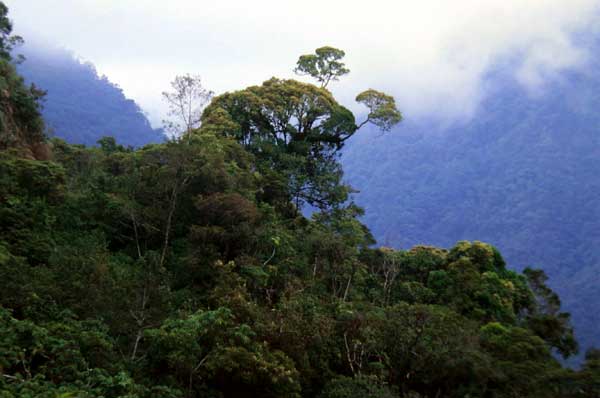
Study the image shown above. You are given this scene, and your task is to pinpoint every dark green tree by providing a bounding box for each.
[318,376,396,398]
[524,267,578,358]
[576,348,600,397]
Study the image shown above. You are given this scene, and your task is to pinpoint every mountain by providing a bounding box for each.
[17,44,165,147]
[342,56,600,360]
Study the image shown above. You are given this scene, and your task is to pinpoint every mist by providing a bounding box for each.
[7,0,600,127]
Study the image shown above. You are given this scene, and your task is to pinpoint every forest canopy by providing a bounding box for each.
[0,2,599,398]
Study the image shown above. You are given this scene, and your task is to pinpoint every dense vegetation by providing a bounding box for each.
[0,2,46,160]
[17,43,164,147]
[2,3,600,397]
[342,61,600,361]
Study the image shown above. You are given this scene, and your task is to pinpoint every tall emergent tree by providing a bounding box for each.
[200,46,402,209]
[294,46,401,130]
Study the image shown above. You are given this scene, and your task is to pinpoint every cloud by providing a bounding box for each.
[6,0,600,126]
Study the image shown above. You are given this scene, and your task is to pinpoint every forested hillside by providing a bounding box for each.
[342,57,600,361]
[2,2,600,396]
[17,44,165,147]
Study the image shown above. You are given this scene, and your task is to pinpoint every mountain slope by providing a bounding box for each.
[342,61,600,358]
[17,44,164,147]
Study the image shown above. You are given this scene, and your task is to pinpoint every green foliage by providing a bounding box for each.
[0,59,46,152]
[201,77,357,209]
[318,376,396,398]
[146,307,300,397]
[1,128,590,398]
[356,89,402,132]
[524,267,578,358]
[0,1,23,61]
[574,349,600,397]
[0,8,593,396]
[201,49,402,209]
[479,322,565,397]
[0,307,171,398]
[0,2,46,156]
[341,58,600,361]
[294,46,350,88]
[1,132,593,397]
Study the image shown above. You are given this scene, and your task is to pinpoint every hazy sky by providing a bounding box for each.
[7,0,600,127]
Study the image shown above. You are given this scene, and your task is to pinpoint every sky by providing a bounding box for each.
[7,0,600,127]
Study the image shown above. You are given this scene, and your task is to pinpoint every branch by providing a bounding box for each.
[343,332,356,375]
[263,246,276,267]
[2,374,21,381]
[356,117,371,131]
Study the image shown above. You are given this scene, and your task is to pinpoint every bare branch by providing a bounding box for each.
[162,74,213,139]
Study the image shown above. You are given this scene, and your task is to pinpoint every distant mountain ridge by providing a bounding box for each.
[342,53,600,361]
[17,44,165,147]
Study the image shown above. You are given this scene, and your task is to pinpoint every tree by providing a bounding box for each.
[201,49,403,199]
[294,46,350,88]
[0,1,23,62]
[480,322,564,397]
[523,267,578,358]
[356,89,402,132]
[377,303,484,397]
[295,47,402,132]
[577,348,600,397]
[200,77,358,208]
[162,74,213,138]
[200,65,402,209]
[202,77,356,149]
[0,2,46,156]
[145,307,301,398]
[318,376,396,398]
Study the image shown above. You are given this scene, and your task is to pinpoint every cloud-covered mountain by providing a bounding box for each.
[17,44,165,147]
[342,49,600,361]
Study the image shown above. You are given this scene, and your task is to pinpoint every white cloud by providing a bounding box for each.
[6,0,600,126]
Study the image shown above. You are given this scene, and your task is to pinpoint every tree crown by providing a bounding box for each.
[294,46,350,88]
